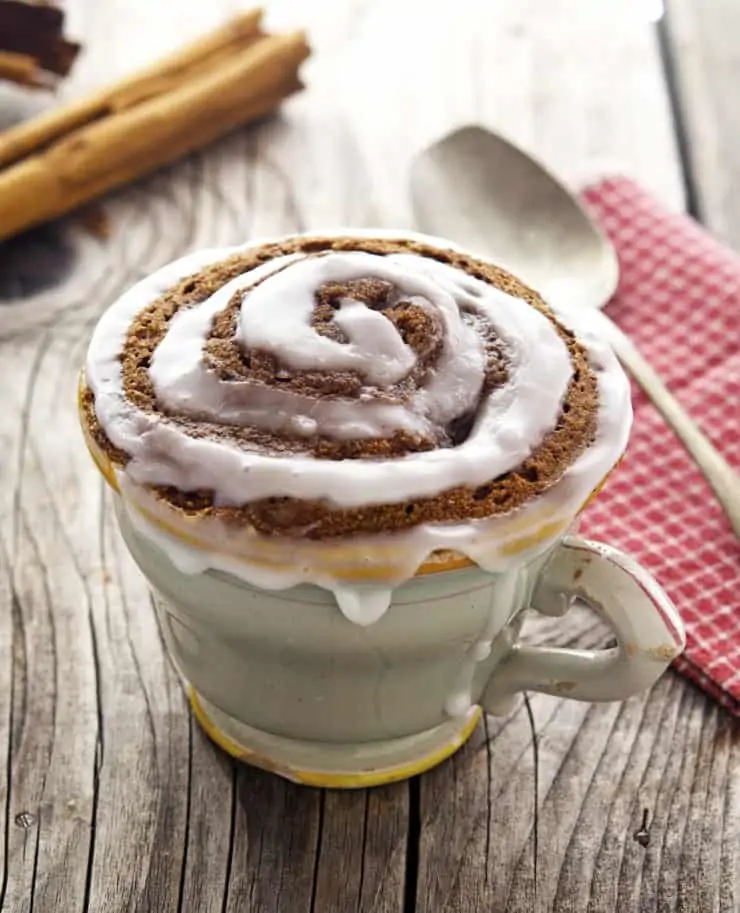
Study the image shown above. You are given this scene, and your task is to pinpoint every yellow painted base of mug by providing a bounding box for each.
[190,689,481,789]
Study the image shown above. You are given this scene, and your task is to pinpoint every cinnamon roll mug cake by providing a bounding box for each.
[79,230,685,787]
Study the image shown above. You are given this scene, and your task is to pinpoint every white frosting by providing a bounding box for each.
[87,238,575,504]
[86,230,633,640]
[237,253,424,385]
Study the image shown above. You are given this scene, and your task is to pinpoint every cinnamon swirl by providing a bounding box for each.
[80,230,631,622]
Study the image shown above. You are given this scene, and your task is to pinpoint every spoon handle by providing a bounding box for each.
[592,309,740,538]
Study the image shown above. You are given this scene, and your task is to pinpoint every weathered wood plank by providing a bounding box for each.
[417,646,739,913]
[0,1,737,912]
[177,723,234,913]
[312,784,410,913]
[663,0,740,247]
[0,539,11,909]
[0,333,99,913]
[224,769,321,913]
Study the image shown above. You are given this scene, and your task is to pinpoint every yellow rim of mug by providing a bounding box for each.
[190,688,482,789]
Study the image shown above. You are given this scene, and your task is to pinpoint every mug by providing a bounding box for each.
[113,492,685,789]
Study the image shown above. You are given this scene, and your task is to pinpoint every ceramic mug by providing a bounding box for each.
[113,492,685,789]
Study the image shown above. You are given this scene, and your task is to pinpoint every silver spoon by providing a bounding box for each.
[411,124,740,538]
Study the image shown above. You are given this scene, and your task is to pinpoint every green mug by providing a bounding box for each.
[113,491,684,789]
[79,228,686,789]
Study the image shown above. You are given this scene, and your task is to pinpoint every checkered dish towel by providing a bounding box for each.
[577,177,740,716]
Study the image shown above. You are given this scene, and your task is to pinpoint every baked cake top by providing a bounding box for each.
[82,232,630,539]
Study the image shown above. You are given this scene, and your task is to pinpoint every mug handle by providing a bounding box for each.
[482,536,686,710]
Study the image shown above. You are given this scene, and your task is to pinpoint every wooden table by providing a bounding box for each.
[1,1,738,910]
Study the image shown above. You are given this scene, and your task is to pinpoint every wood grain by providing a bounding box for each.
[663,0,740,248]
[0,1,737,912]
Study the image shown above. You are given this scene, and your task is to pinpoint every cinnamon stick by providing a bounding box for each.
[0,8,264,168]
[0,50,52,89]
[0,30,310,241]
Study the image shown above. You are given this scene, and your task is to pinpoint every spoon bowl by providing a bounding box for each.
[411,125,619,311]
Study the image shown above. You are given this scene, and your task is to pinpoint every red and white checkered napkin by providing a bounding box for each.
[576,177,740,715]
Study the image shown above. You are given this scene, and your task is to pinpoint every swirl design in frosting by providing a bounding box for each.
[82,232,629,553]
